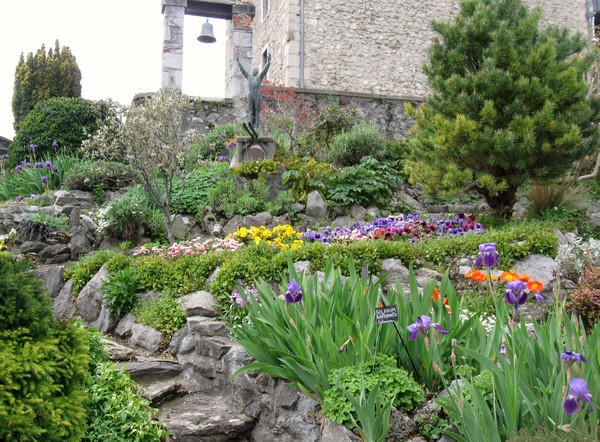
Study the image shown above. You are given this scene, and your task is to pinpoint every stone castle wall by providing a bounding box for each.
[250,0,588,98]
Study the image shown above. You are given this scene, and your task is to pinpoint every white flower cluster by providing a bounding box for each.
[94,206,111,234]
[556,233,600,282]
[459,308,496,333]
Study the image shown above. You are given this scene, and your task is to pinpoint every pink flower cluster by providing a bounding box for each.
[133,237,244,258]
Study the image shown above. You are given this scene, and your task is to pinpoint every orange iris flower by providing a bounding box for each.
[527,281,544,292]
[500,272,519,282]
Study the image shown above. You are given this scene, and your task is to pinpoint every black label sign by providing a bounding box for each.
[375,305,398,324]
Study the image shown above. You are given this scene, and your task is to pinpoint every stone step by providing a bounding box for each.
[120,358,184,386]
[159,393,254,442]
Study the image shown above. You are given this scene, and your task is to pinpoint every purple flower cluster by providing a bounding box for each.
[301,213,484,244]
[14,159,58,173]
[230,287,259,306]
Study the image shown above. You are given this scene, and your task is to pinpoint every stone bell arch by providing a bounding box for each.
[161,0,255,99]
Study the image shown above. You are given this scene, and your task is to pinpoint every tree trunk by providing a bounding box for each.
[480,185,519,220]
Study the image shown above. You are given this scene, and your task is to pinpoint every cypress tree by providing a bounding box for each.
[11,40,82,132]
[404,0,600,218]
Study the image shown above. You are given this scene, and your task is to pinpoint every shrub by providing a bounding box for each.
[132,290,186,338]
[63,159,136,192]
[326,122,387,167]
[8,97,109,167]
[322,354,425,427]
[17,211,69,243]
[0,253,89,441]
[101,267,142,319]
[232,159,279,179]
[95,186,165,241]
[188,123,240,162]
[84,362,168,441]
[171,164,220,215]
[280,156,336,202]
[326,156,403,208]
[64,250,131,295]
[300,103,356,160]
[566,265,600,332]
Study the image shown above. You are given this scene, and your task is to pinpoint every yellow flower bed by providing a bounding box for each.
[228,224,304,250]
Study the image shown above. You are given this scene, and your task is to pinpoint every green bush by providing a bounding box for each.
[101,267,142,319]
[95,186,165,241]
[326,122,387,167]
[64,250,132,295]
[63,160,136,193]
[323,354,425,427]
[280,156,336,202]
[232,159,279,179]
[17,211,69,243]
[8,97,109,167]
[171,165,220,215]
[84,362,168,441]
[326,156,403,208]
[188,123,240,162]
[132,290,186,338]
[0,252,89,441]
[300,103,356,160]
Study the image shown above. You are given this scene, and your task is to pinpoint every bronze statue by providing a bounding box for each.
[236,54,271,129]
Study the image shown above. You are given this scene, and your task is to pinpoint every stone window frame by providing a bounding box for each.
[261,0,269,21]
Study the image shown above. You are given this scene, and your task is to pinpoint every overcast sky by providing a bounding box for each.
[0,0,226,139]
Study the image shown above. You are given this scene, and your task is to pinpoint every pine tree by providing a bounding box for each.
[11,40,82,132]
[404,0,600,218]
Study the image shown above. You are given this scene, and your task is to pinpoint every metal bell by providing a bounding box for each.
[197,19,216,44]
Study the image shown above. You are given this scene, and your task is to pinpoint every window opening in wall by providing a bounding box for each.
[262,0,269,21]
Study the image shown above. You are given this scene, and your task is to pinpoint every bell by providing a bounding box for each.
[197,19,216,44]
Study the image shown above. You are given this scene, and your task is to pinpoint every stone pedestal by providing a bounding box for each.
[230,137,275,168]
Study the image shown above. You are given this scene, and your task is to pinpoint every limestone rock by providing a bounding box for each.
[223,215,243,235]
[95,303,117,333]
[171,214,193,239]
[102,339,139,361]
[306,191,328,221]
[179,290,219,317]
[351,204,367,220]
[20,240,48,254]
[115,313,137,338]
[34,264,65,298]
[514,254,558,294]
[39,243,70,260]
[52,279,76,319]
[122,359,183,386]
[75,264,110,325]
[144,379,186,406]
[130,324,165,353]
[331,215,351,228]
[69,226,92,260]
[187,316,229,337]
[243,211,273,228]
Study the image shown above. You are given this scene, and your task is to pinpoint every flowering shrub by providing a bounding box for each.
[228,224,303,250]
[302,213,484,244]
[566,265,600,332]
[133,237,244,258]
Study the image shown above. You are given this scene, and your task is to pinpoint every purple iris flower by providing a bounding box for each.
[15,165,23,173]
[227,141,236,149]
[284,279,303,303]
[51,165,58,172]
[44,160,53,168]
[52,140,58,149]
[41,176,48,185]
[29,144,37,152]
[500,343,507,355]
[475,242,499,268]
[34,162,42,168]
[217,155,229,162]
[561,350,588,366]
[504,280,528,311]
[407,315,448,341]
[563,378,594,414]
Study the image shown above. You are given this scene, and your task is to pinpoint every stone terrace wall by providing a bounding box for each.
[251,0,588,98]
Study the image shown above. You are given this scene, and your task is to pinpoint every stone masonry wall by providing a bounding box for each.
[250,0,588,98]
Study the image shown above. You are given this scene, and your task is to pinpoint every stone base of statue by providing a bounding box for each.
[230,136,275,168]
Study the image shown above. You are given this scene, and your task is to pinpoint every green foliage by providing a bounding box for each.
[327,122,388,167]
[9,97,109,167]
[300,103,356,160]
[232,159,279,179]
[101,267,142,320]
[188,123,240,162]
[404,0,600,218]
[64,250,131,295]
[416,411,454,441]
[439,300,600,441]
[323,355,424,427]
[12,40,81,132]
[28,211,69,231]
[133,252,224,296]
[527,182,589,216]
[0,254,89,441]
[280,156,336,202]
[507,424,599,442]
[132,290,186,338]
[0,153,81,201]
[171,164,220,215]
[63,159,136,192]
[83,362,168,442]
[326,156,403,208]
[0,252,52,338]
[96,186,165,241]
[342,385,394,442]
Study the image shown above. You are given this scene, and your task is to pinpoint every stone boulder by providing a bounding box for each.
[74,264,110,325]
[130,324,165,353]
[306,191,328,221]
[179,290,219,317]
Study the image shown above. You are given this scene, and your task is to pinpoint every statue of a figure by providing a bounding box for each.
[236,54,271,129]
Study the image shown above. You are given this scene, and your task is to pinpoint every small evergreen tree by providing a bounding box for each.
[12,40,82,131]
[404,0,600,218]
